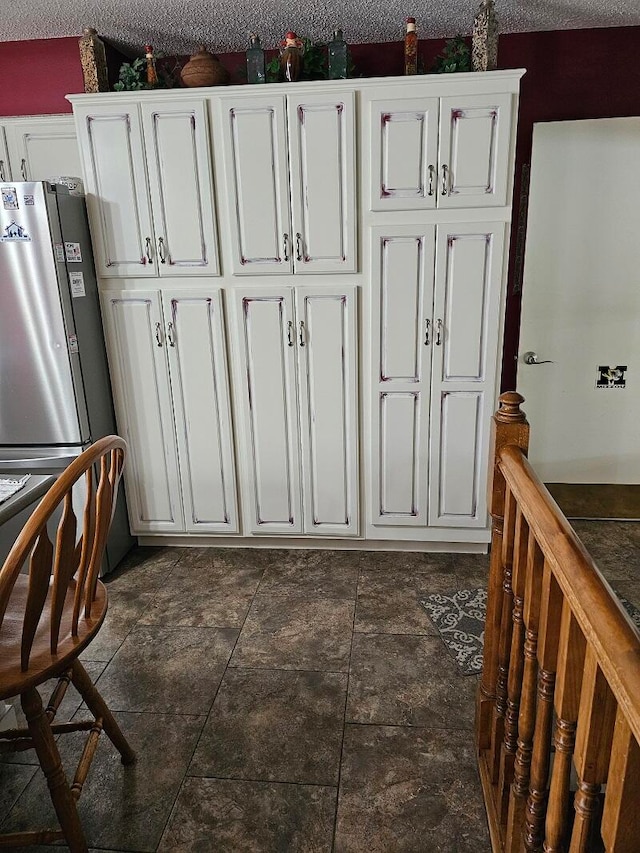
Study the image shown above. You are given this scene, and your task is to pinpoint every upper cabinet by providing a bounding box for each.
[367,90,513,211]
[1,115,81,182]
[218,90,357,275]
[73,99,219,278]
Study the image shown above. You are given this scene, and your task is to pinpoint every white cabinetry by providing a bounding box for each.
[101,288,237,535]
[231,286,358,536]
[0,115,81,182]
[218,91,356,275]
[74,100,219,278]
[368,91,513,211]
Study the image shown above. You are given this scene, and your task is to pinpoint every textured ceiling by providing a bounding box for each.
[4,0,640,55]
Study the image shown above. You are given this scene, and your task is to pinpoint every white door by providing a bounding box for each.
[232,288,303,534]
[288,91,357,273]
[163,290,238,533]
[6,117,81,181]
[428,222,506,527]
[75,104,156,277]
[141,100,220,276]
[296,286,359,535]
[219,95,292,275]
[100,290,184,533]
[367,96,439,212]
[518,118,640,484]
[438,94,512,209]
[0,128,10,181]
[369,226,435,528]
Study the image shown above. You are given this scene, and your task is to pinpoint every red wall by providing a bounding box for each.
[3,27,640,387]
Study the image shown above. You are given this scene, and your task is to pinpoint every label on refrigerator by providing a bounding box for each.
[2,187,18,209]
[54,243,65,262]
[68,334,79,353]
[23,194,35,205]
[65,241,82,262]
[69,271,86,298]
[0,221,30,242]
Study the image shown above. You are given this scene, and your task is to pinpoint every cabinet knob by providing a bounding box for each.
[20,159,27,181]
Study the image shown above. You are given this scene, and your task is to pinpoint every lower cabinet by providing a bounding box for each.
[230,285,359,536]
[369,221,505,533]
[100,288,238,534]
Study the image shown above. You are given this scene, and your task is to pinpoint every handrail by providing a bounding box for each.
[498,443,640,746]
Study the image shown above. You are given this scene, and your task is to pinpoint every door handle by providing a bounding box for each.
[295,233,303,262]
[427,165,435,197]
[435,319,443,346]
[298,320,306,347]
[144,237,153,264]
[424,319,431,345]
[157,236,166,264]
[20,159,27,180]
[155,322,163,347]
[441,164,449,196]
[283,233,290,262]
[0,160,5,181]
[522,351,554,365]
[286,320,294,347]
[167,321,175,347]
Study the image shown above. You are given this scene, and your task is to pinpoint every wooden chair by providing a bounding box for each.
[0,436,135,852]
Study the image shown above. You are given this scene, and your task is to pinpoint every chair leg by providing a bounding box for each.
[71,659,136,765]
[21,686,89,853]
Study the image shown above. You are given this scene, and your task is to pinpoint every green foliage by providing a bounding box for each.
[266,37,330,82]
[432,36,471,73]
[113,53,182,91]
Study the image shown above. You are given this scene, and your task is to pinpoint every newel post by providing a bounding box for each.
[476,392,529,752]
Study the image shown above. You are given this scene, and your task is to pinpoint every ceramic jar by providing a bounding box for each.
[181,45,229,87]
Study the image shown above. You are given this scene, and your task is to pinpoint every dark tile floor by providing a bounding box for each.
[1,521,638,853]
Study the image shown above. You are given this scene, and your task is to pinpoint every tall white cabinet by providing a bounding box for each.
[69,69,523,550]
[0,114,81,182]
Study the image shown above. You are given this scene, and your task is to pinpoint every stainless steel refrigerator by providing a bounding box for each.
[0,180,133,572]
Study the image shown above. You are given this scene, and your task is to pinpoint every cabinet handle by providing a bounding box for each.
[295,232,303,262]
[158,236,166,264]
[298,320,306,347]
[0,160,5,181]
[441,164,449,196]
[144,237,153,264]
[20,159,27,180]
[427,165,435,197]
[286,320,294,347]
[167,321,175,347]
[155,322,163,347]
[283,233,290,262]
[424,319,431,345]
[435,319,443,346]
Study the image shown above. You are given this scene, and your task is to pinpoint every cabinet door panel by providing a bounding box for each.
[429,222,506,527]
[100,290,183,533]
[297,287,358,536]
[142,101,219,276]
[289,92,357,273]
[6,118,81,182]
[0,127,10,181]
[76,106,156,277]
[369,97,439,211]
[370,226,434,527]
[165,291,238,533]
[220,97,292,275]
[233,289,302,533]
[438,93,512,208]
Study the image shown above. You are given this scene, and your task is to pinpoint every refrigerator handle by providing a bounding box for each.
[20,159,27,180]
[0,160,5,181]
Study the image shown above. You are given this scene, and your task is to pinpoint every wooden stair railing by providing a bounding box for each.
[476,392,640,853]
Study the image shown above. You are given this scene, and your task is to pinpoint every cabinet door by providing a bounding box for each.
[232,288,303,534]
[369,226,435,527]
[100,290,184,533]
[437,94,513,209]
[0,127,12,181]
[428,223,506,527]
[75,105,156,277]
[296,286,359,536]
[6,117,81,182]
[219,96,292,275]
[368,97,439,211]
[163,290,238,533]
[141,101,220,276]
[288,91,357,273]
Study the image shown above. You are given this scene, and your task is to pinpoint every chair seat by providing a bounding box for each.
[0,576,107,700]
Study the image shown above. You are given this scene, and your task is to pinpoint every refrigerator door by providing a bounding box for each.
[0,182,87,447]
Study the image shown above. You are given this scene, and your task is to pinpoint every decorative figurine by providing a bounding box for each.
[472,0,499,71]
[279,31,304,82]
[404,17,418,75]
[145,44,158,86]
[78,27,109,93]
[328,29,348,79]
[246,34,266,84]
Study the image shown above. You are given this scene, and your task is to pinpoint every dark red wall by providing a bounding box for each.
[3,26,640,387]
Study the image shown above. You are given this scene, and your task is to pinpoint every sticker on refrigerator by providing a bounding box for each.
[68,334,79,353]
[64,241,82,262]
[23,194,35,205]
[69,270,86,297]
[0,221,30,242]
[54,243,65,262]
[596,365,627,389]
[2,187,18,209]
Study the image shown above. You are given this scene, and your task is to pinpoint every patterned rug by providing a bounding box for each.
[421,587,640,676]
